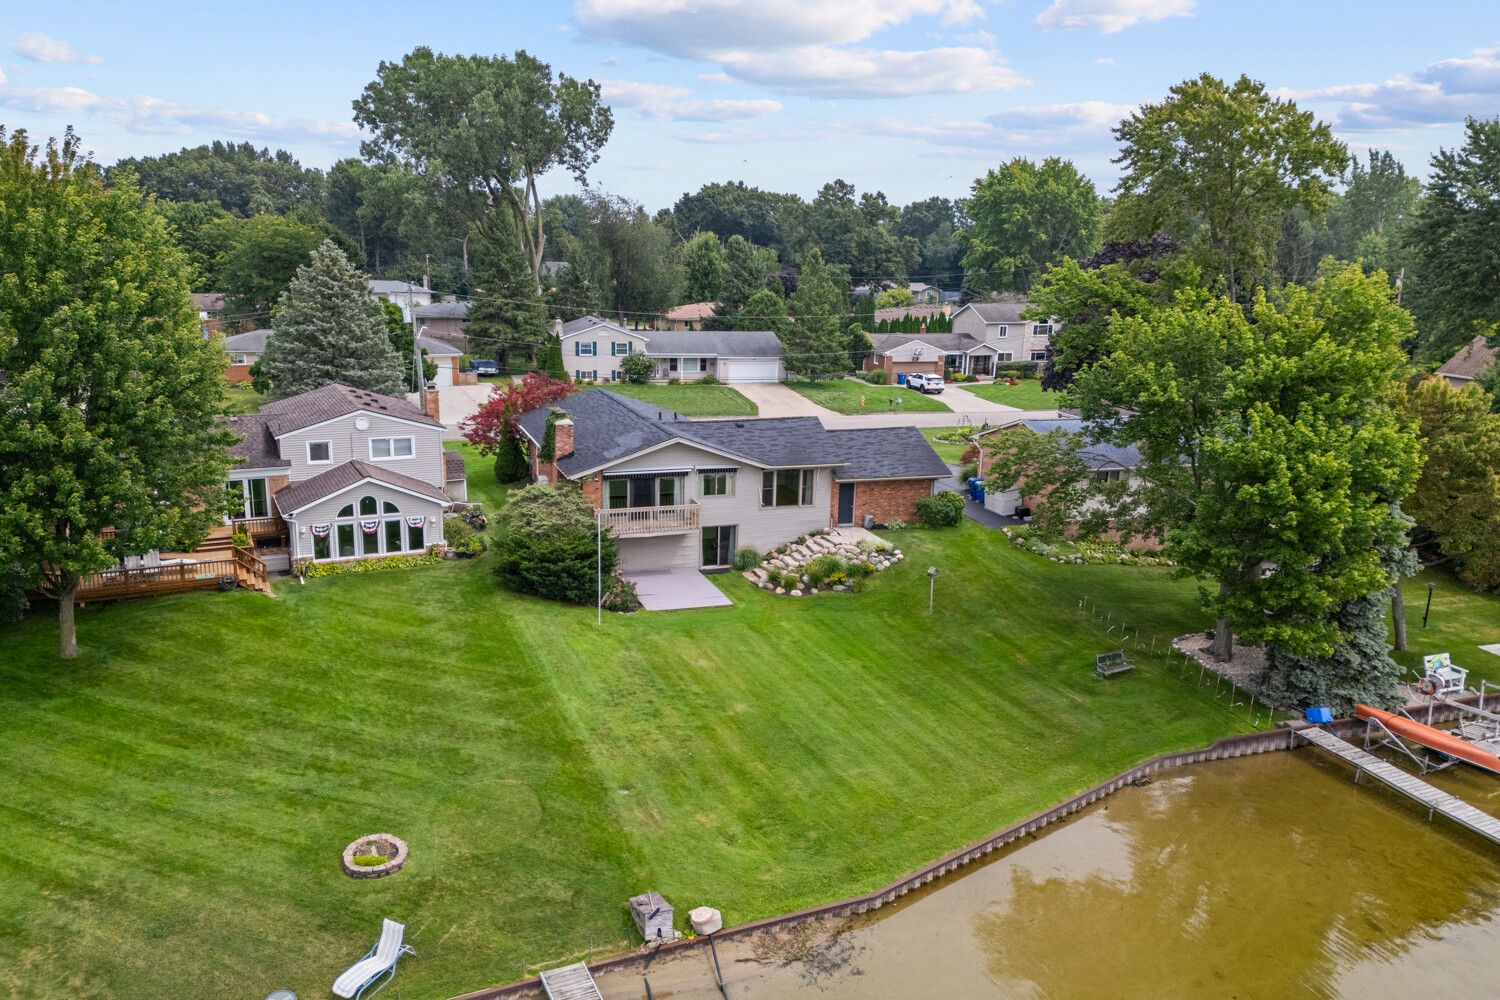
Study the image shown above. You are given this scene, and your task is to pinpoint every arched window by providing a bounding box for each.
[383,500,399,514]
[359,495,378,516]
[338,503,354,518]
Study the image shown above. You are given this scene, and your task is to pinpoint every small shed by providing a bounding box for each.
[628,892,676,944]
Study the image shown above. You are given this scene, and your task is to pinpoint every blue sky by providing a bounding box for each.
[2,1,1497,210]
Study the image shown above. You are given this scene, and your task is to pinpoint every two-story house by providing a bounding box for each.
[862,301,1061,380]
[949,302,1059,369]
[225,383,466,570]
[517,389,949,572]
[556,316,784,383]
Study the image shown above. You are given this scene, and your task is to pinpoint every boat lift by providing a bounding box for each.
[1358,652,1500,776]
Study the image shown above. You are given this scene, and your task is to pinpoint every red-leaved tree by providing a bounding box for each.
[461,373,576,454]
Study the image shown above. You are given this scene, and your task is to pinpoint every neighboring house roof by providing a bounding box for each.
[873,303,949,324]
[664,301,717,322]
[979,417,1142,470]
[274,459,448,517]
[223,328,272,353]
[643,330,782,358]
[1437,335,1499,383]
[258,382,441,437]
[540,260,571,278]
[868,333,975,355]
[956,301,1031,324]
[192,292,226,312]
[368,279,430,295]
[517,388,942,481]
[414,300,471,320]
[226,414,290,470]
[443,450,466,482]
[560,315,620,337]
[908,283,940,294]
[829,426,952,481]
[416,334,462,357]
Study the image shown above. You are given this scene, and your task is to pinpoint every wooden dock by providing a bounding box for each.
[1296,726,1500,845]
[539,962,604,1000]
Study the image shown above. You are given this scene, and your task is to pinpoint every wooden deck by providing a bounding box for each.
[76,546,270,602]
[1296,726,1500,845]
[539,962,604,1000]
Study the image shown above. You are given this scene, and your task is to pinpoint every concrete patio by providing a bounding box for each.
[627,568,734,611]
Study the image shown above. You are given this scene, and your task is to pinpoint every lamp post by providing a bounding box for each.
[928,566,938,615]
[1422,581,1435,628]
[597,510,603,626]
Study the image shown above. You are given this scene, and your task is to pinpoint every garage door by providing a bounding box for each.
[723,359,780,382]
[433,360,454,387]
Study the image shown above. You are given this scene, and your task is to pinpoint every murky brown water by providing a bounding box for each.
[594,750,1500,1000]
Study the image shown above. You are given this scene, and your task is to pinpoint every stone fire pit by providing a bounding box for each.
[341,833,409,879]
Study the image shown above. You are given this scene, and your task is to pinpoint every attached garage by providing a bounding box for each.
[418,333,462,388]
[720,358,781,382]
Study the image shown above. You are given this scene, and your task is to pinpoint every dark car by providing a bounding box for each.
[469,359,500,376]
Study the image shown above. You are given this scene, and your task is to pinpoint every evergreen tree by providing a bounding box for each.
[540,334,569,381]
[383,299,434,390]
[734,287,791,338]
[847,324,875,371]
[785,248,850,379]
[709,235,778,327]
[257,240,404,398]
[468,229,549,373]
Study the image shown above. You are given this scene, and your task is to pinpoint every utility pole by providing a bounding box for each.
[1395,267,1405,307]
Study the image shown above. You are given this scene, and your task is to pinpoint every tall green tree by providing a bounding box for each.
[354,47,613,283]
[110,140,326,216]
[799,179,915,282]
[1403,117,1500,361]
[962,157,1102,294]
[1328,149,1420,274]
[734,287,791,339]
[257,241,404,398]
[679,231,728,302]
[0,129,236,657]
[709,235,780,326]
[1112,73,1348,302]
[545,231,609,321]
[785,248,850,378]
[593,194,681,320]
[1071,263,1420,663]
[383,299,436,390]
[897,196,965,284]
[1402,376,1500,591]
[467,226,550,372]
[216,212,326,325]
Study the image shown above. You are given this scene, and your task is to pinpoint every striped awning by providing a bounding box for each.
[602,469,690,480]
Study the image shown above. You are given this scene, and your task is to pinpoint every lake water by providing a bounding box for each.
[593,749,1500,1000]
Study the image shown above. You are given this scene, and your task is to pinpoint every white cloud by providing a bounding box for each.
[698,72,731,84]
[603,78,783,121]
[1095,57,1117,67]
[0,80,361,144]
[855,100,1131,153]
[1035,0,1195,33]
[576,0,1025,98]
[1286,46,1500,131]
[14,32,103,65]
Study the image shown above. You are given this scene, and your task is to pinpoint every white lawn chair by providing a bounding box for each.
[332,919,414,999]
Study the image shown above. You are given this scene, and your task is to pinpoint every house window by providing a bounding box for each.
[1093,469,1124,483]
[993,325,1009,338]
[996,352,1013,362]
[313,533,331,560]
[576,341,597,357]
[307,440,332,463]
[761,469,814,508]
[227,478,270,519]
[668,358,679,372]
[606,478,629,509]
[1030,351,1048,362]
[337,523,356,558]
[231,353,247,365]
[700,471,735,497]
[369,436,414,460]
[604,474,685,508]
[702,525,737,568]
[1034,323,1054,337]
[944,354,963,371]
[407,520,425,551]
[611,341,632,356]
[697,358,709,372]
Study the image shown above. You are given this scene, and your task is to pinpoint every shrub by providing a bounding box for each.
[916,490,965,528]
[860,369,890,385]
[493,484,617,604]
[958,462,978,482]
[805,554,845,586]
[230,529,250,548]
[443,516,487,556]
[846,559,875,579]
[300,553,443,577]
[620,352,654,384]
[494,435,529,483]
[601,574,642,612]
[699,373,721,385]
[857,538,890,553]
[733,547,762,571]
[352,855,388,867]
[667,377,681,386]
[884,518,908,530]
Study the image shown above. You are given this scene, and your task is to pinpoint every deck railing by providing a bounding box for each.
[76,547,270,601]
[230,515,284,539]
[601,502,699,536]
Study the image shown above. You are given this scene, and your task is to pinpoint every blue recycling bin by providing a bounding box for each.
[1305,706,1334,724]
[967,476,985,503]
[896,372,908,386]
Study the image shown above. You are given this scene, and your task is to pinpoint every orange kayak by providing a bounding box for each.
[1355,704,1500,776]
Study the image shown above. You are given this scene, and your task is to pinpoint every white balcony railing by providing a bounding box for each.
[602,502,699,536]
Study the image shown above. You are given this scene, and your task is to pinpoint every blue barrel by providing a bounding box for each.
[896,372,908,386]
[1305,706,1334,724]
[967,476,985,503]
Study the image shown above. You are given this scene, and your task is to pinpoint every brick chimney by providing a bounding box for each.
[423,390,441,422]
[553,417,574,459]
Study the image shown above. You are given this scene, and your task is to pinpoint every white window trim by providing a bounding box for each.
[231,353,248,365]
[992,325,1009,339]
[368,435,416,461]
[997,353,1014,362]
[700,471,736,498]
[307,440,333,464]
[577,340,597,357]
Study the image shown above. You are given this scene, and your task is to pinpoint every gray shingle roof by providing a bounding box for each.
[416,334,461,356]
[981,418,1142,469]
[223,328,272,352]
[258,383,440,437]
[960,301,1030,323]
[517,389,942,480]
[1437,335,1499,382]
[368,279,429,295]
[226,414,289,470]
[560,315,622,337]
[868,332,980,354]
[643,329,782,358]
[829,427,950,481]
[273,459,447,516]
[443,450,466,481]
[414,300,471,320]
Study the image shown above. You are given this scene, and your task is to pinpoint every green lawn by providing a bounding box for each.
[598,382,758,417]
[921,426,973,464]
[13,444,1446,999]
[221,381,269,414]
[955,378,1060,410]
[787,379,950,414]
[1392,572,1500,685]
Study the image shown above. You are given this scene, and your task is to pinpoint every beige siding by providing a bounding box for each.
[562,329,647,383]
[278,412,445,486]
[286,480,446,560]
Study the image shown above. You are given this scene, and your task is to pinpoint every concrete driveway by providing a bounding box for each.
[409,384,496,439]
[732,381,827,417]
[734,379,1055,428]
[627,569,734,611]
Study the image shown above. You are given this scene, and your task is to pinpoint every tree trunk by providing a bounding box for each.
[1210,580,1233,661]
[57,573,80,659]
[1391,585,1407,652]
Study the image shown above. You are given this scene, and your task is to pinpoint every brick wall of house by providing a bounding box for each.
[830,478,936,526]
[226,364,254,383]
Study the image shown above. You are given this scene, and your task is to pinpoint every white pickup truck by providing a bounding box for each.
[905,372,945,394]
